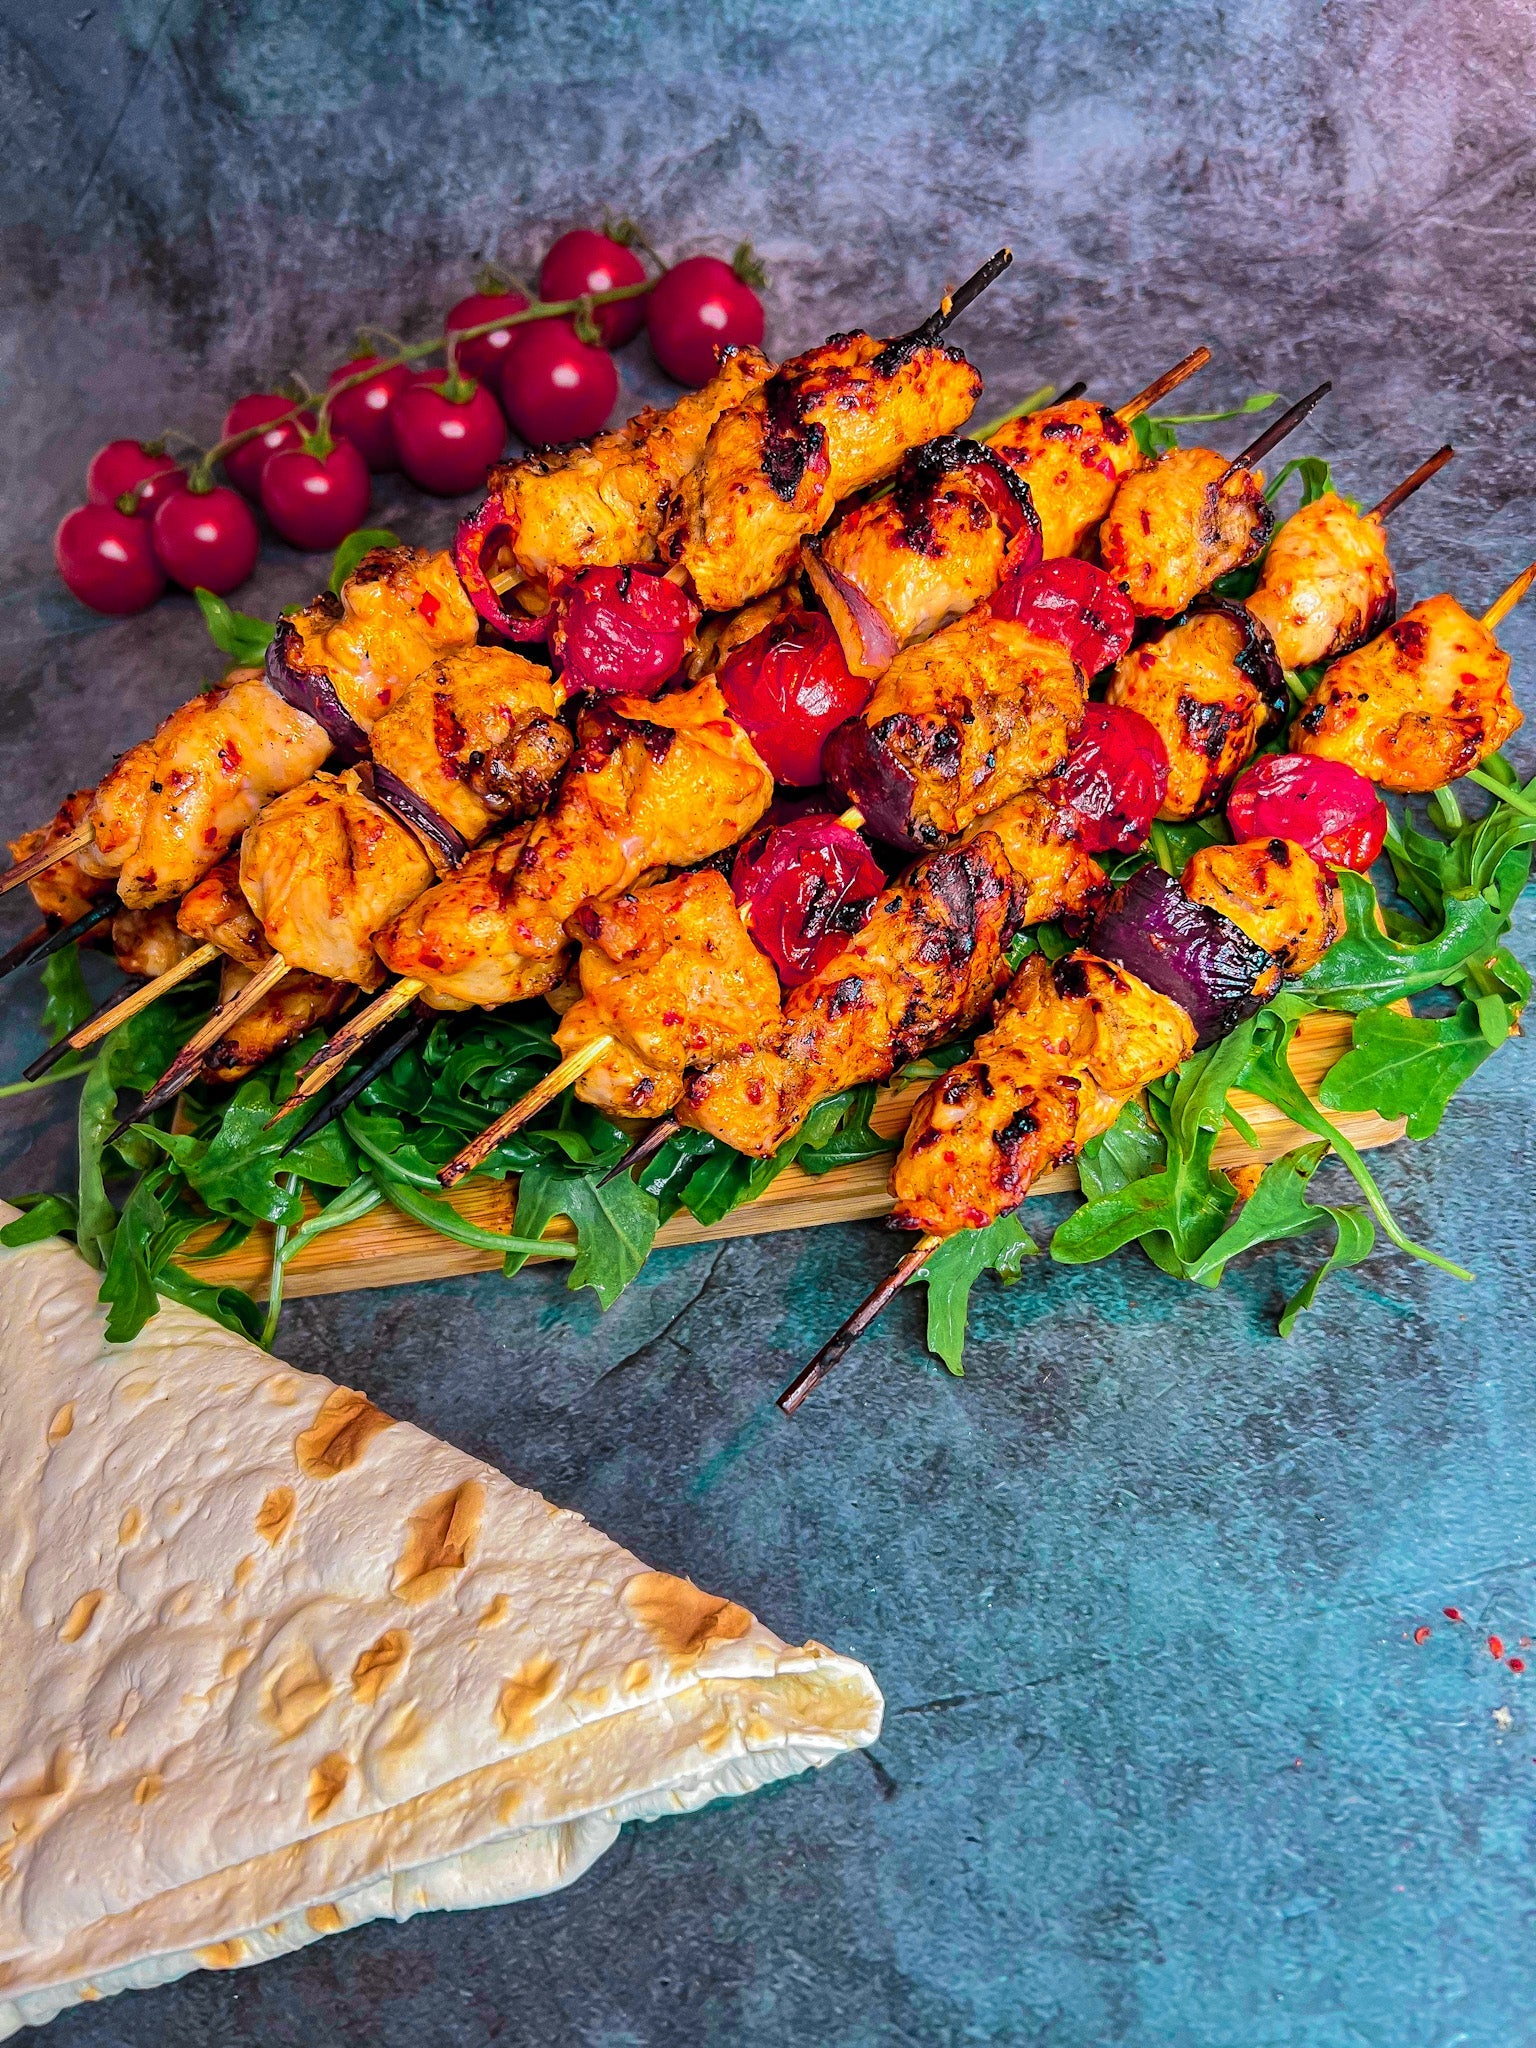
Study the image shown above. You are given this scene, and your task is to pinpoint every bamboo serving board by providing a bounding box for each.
[185,1010,1405,1302]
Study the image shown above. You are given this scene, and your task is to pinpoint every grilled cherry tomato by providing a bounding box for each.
[444,288,532,385]
[1051,702,1169,853]
[1227,752,1388,871]
[54,504,166,614]
[732,816,884,986]
[537,230,647,347]
[992,557,1136,674]
[326,356,414,471]
[392,377,506,495]
[717,608,872,786]
[151,483,260,594]
[85,440,186,517]
[548,566,698,696]
[221,394,315,498]
[259,436,372,551]
[646,252,765,387]
[501,318,618,445]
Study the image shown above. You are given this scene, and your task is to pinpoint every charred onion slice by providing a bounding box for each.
[264,622,369,765]
[1089,862,1272,1046]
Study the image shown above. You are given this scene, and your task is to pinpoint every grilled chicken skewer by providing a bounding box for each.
[780,836,1345,1411]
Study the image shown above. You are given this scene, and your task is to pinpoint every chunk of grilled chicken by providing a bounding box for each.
[369,645,572,858]
[554,870,783,1117]
[825,604,1087,850]
[272,547,479,735]
[672,332,983,611]
[201,958,354,1085]
[1181,837,1342,976]
[1244,492,1395,670]
[890,951,1195,1233]
[961,787,1109,927]
[1106,605,1288,819]
[681,832,1019,1158]
[987,399,1146,559]
[85,672,333,909]
[1291,593,1523,790]
[109,904,195,981]
[239,770,435,989]
[1099,448,1272,619]
[176,857,271,966]
[376,679,774,1008]
[9,789,114,922]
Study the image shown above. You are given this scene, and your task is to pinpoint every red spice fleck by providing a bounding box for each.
[1510,1658,1526,1674]
[1489,1636,1505,1659]
[419,592,441,626]
[660,1011,682,1027]
[1443,1607,1463,1622]
[1413,1626,1431,1645]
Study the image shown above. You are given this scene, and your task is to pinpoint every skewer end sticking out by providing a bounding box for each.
[596,1114,681,1187]
[0,900,114,987]
[0,822,94,899]
[133,950,291,1127]
[438,1032,617,1189]
[1114,345,1213,425]
[777,1233,941,1416]
[1369,444,1454,522]
[1228,380,1332,476]
[266,976,425,1127]
[1483,561,1536,634]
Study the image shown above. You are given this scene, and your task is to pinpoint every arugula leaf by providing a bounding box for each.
[40,947,92,1044]
[1130,391,1279,460]
[0,1193,80,1246]
[795,1085,898,1176]
[1179,1140,1377,1329]
[1076,1098,1165,1199]
[1319,1002,1509,1138]
[1278,1207,1377,1336]
[1150,813,1230,876]
[195,587,274,665]
[328,528,401,593]
[506,1167,654,1307]
[1299,869,1506,1011]
[261,1174,384,1346]
[158,1262,268,1343]
[98,1169,203,1343]
[1263,456,1351,510]
[914,1210,1037,1374]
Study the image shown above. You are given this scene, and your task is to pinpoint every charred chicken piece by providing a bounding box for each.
[369,645,572,865]
[962,787,1109,927]
[987,399,1146,559]
[1180,837,1342,977]
[9,789,115,923]
[109,904,196,982]
[890,951,1196,1234]
[1105,599,1288,819]
[1291,593,1523,790]
[1099,448,1272,619]
[376,678,773,1009]
[201,958,354,1084]
[673,331,983,612]
[555,870,783,1117]
[823,604,1087,850]
[681,832,1019,1158]
[85,672,333,910]
[239,769,435,990]
[268,547,479,751]
[1245,492,1395,670]
[176,857,271,967]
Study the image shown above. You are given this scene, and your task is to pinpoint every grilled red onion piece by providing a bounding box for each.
[1089,863,1271,1046]
[820,712,926,852]
[369,764,469,870]
[801,546,902,673]
[452,492,550,642]
[265,623,369,764]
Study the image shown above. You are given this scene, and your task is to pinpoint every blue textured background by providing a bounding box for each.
[2,4,1535,2042]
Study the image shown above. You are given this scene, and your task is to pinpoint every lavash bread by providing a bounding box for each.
[0,1209,881,2035]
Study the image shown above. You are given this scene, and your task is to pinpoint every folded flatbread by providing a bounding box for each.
[0,1209,881,2035]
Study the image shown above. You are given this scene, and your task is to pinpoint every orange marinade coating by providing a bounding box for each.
[1099,447,1271,619]
[988,399,1145,560]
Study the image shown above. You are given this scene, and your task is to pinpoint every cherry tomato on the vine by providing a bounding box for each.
[537,230,647,347]
[1050,702,1170,853]
[392,377,506,495]
[1226,752,1388,871]
[501,319,618,445]
[151,484,260,595]
[260,436,372,552]
[646,252,765,387]
[444,288,532,386]
[54,504,166,615]
[220,395,315,498]
[85,440,186,518]
[717,608,872,786]
[326,356,414,472]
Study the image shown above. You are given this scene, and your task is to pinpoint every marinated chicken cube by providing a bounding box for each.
[1099,448,1272,619]
[1181,837,1342,977]
[987,399,1145,560]
[202,959,354,1083]
[9,788,114,923]
[1244,492,1395,670]
[176,857,271,966]
[1106,606,1287,819]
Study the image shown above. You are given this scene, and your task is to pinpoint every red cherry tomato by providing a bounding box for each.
[500,319,618,445]
[326,356,414,472]
[151,485,260,595]
[85,440,186,518]
[1227,753,1388,871]
[732,816,884,987]
[717,609,872,786]
[992,558,1136,675]
[220,395,315,498]
[1051,702,1170,853]
[259,437,372,551]
[392,378,507,495]
[54,504,166,615]
[548,567,699,697]
[444,288,532,386]
[537,230,648,348]
[646,254,765,387]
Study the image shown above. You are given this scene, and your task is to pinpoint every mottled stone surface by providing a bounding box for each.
[2,2,1535,2042]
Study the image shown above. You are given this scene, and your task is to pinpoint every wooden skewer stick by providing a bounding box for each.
[1114,346,1213,425]
[23,979,140,1081]
[597,1114,682,1187]
[1222,380,1332,481]
[279,1017,427,1159]
[438,1034,616,1189]
[778,1232,942,1415]
[266,976,426,1125]
[0,822,94,898]
[67,943,219,1052]
[116,951,291,1136]
[1369,444,1454,521]
[0,899,114,984]
[1482,561,1536,633]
